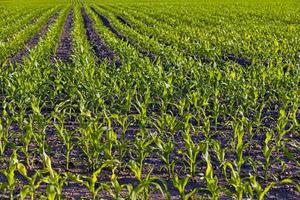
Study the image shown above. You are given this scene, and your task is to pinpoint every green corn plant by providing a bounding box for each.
[180,120,204,177]
[78,91,93,119]
[11,101,26,132]
[222,161,249,200]
[172,175,197,200]
[128,176,167,200]
[30,96,50,157]
[211,139,226,165]
[128,160,143,182]
[143,86,151,107]
[20,116,34,168]
[68,160,118,200]
[103,112,118,160]
[32,123,49,163]
[109,114,129,160]
[53,110,74,170]
[112,114,129,141]
[231,117,245,173]
[250,176,300,200]
[203,143,220,200]
[262,130,275,179]
[124,89,134,112]
[161,74,174,100]
[153,136,175,177]
[282,141,296,162]
[176,98,187,117]
[201,91,210,109]
[199,110,211,139]
[241,116,254,151]
[276,109,292,150]
[42,151,67,200]
[187,92,200,114]
[105,126,117,159]
[164,114,178,135]
[290,95,299,127]
[0,150,18,200]
[31,95,43,117]
[212,70,222,130]
[109,169,127,200]
[127,162,166,200]
[253,103,265,129]
[0,101,11,156]
[152,113,178,136]
[0,118,8,156]
[132,131,155,168]
[212,87,220,130]
[133,98,149,130]
[17,164,45,200]
[78,116,105,170]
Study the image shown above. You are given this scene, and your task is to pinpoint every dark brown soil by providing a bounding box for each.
[222,53,252,67]
[8,13,59,64]
[1,115,299,199]
[81,7,120,66]
[117,15,132,28]
[55,10,74,63]
[3,12,43,43]
[101,7,251,67]
[91,7,157,62]
[91,7,127,41]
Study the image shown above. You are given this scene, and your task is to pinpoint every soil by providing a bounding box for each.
[0,7,298,200]
[0,116,299,199]
[55,10,74,63]
[222,53,252,67]
[3,12,43,43]
[91,7,128,41]
[117,15,132,28]
[81,7,121,67]
[91,7,157,62]
[8,13,59,64]
[100,8,251,67]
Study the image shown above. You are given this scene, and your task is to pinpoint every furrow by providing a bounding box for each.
[8,13,59,64]
[91,7,156,62]
[116,15,131,28]
[81,7,120,66]
[91,7,127,41]
[55,10,74,63]
[104,6,252,67]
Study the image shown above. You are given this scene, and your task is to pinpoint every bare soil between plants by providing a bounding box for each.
[81,7,120,67]
[0,112,299,199]
[8,12,59,64]
[55,10,74,63]
[92,7,157,62]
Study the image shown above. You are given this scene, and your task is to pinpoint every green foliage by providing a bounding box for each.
[0,0,299,199]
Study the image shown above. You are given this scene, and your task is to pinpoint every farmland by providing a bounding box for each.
[0,0,299,199]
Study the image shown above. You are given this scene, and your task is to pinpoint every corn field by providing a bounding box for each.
[0,0,299,199]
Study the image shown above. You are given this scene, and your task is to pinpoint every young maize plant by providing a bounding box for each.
[0,0,299,199]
